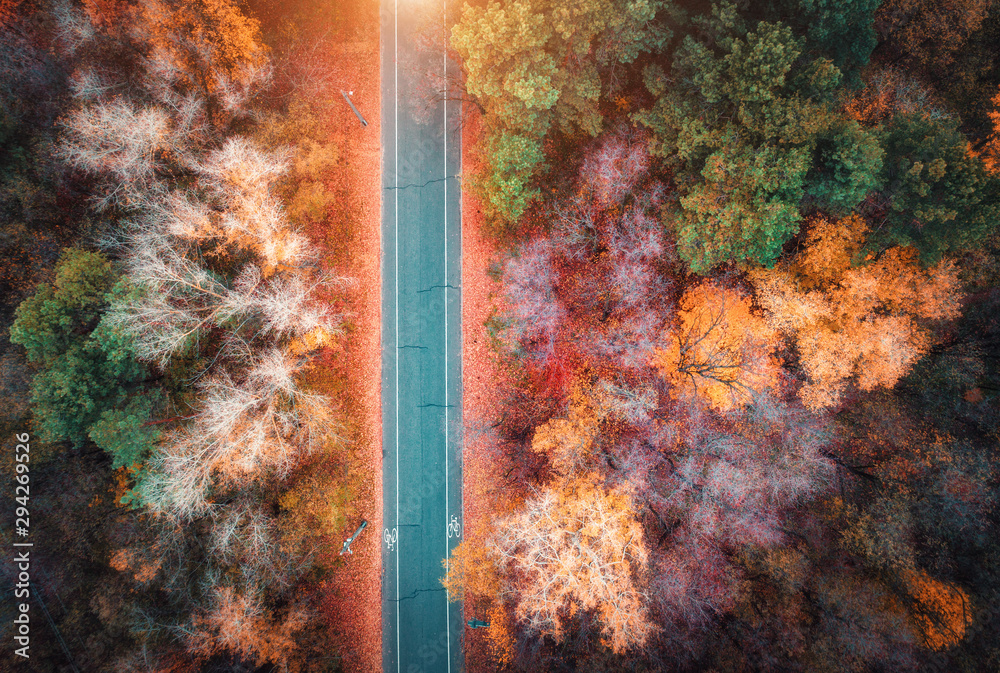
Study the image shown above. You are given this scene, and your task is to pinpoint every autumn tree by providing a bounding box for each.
[652,281,781,411]
[135,355,338,517]
[498,129,672,384]
[805,568,920,671]
[528,383,605,475]
[185,586,311,669]
[826,390,995,662]
[980,88,1000,175]
[750,214,963,409]
[657,395,832,545]
[277,450,353,558]
[903,570,973,651]
[441,537,502,603]
[443,530,517,665]
[59,101,182,211]
[139,0,268,81]
[837,495,917,573]
[498,236,566,365]
[492,477,655,653]
[57,0,273,211]
[107,141,341,368]
[67,0,268,88]
[787,431,988,669]
[844,65,950,127]
[875,0,992,76]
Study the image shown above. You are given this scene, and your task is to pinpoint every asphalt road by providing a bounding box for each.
[381,0,464,671]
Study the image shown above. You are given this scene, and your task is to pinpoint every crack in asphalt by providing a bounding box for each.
[384,175,460,191]
[390,587,447,603]
[416,283,461,294]
[398,344,428,350]
[418,403,455,409]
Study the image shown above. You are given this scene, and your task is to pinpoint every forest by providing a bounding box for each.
[0,0,372,669]
[447,0,1000,671]
[0,0,998,671]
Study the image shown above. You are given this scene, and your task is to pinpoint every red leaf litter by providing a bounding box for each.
[461,102,516,673]
[299,2,382,671]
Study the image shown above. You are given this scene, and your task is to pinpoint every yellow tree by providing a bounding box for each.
[443,539,515,665]
[750,214,962,409]
[493,476,654,653]
[529,384,603,475]
[651,282,781,411]
[442,538,502,603]
[528,379,657,474]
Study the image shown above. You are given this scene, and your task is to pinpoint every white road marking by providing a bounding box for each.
[443,0,452,668]
[457,25,465,663]
[393,1,400,671]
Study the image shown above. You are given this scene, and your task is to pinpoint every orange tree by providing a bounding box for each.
[652,281,781,411]
[750,214,962,409]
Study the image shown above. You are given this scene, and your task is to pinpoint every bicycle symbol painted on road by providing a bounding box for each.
[447,515,462,539]
[383,527,398,552]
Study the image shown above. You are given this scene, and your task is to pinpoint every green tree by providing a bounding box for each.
[10,248,115,364]
[761,0,881,86]
[26,330,144,448]
[674,138,811,272]
[452,0,674,224]
[807,118,884,213]
[10,250,155,459]
[88,393,163,470]
[634,4,882,272]
[477,131,546,225]
[874,113,1000,262]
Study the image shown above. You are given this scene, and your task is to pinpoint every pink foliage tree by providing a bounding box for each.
[500,128,673,377]
[580,126,651,207]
